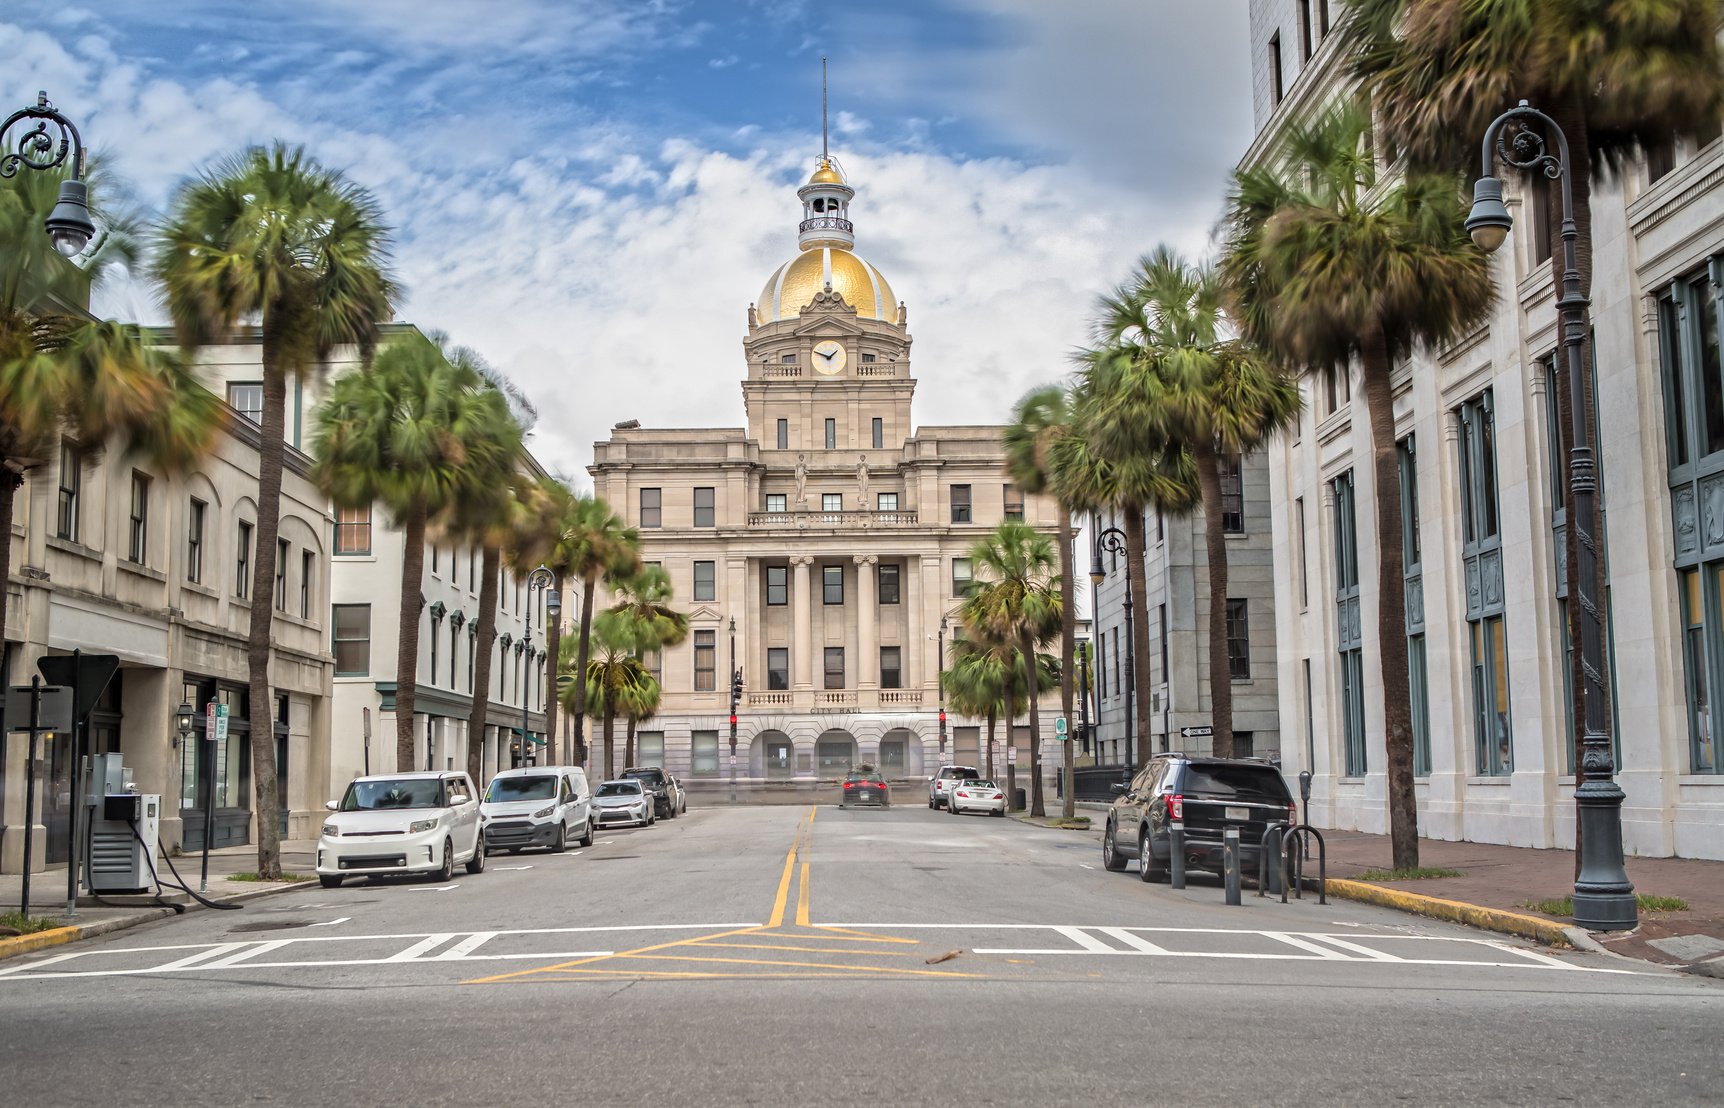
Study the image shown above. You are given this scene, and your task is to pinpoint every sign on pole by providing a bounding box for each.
[5,685,73,733]
[1180,725,1214,739]
[1054,716,1069,739]
[208,701,230,742]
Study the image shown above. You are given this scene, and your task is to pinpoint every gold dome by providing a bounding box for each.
[808,158,845,185]
[758,248,897,323]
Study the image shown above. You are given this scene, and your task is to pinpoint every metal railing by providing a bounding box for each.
[799,216,853,236]
[745,509,920,527]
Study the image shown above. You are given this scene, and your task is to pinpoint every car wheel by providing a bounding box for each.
[579,820,594,847]
[466,833,487,875]
[434,838,455,882]
[1139,826,1166,884]
[551,823,567,853]
[927,798,935,809]
[1101,822,1127,872]
[991,809,1006,817]
[507,847,522,855]
[319,874,343,889]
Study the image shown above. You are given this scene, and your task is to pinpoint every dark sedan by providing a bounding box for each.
[838,772,890,809]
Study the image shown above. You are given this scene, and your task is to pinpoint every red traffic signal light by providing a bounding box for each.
[729,714,737,727]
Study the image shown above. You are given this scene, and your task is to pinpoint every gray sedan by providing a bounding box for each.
[592,779,656,828]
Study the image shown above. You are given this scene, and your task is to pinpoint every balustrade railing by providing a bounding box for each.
[746,509,919,527]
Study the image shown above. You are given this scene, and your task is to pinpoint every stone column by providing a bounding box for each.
[792,555,814,689]
[904,556,923,694]
[855,554,878,688]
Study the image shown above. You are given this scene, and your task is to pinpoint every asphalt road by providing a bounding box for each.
[2,803,1720,1106]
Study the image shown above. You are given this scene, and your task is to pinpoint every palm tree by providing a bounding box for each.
[1,162,220,666]
[963,520,1063,816]
[1224,100,1494,869]
[543,493,642,767]
[1089,247,1300,758]
[1345,0,1724,843]
[563,612,651,781]
[943,638,1008,779]
[1005,385,1080,816]
[620,671,662,770]
[311,332,518,771]
[1057,359,1201,761]
[606,563,690,660]
[155,144,394,878]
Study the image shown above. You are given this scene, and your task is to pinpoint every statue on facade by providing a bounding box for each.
[794,452,808,507]
[856,454,870,509]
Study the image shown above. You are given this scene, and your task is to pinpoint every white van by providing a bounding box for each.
[480,766,593,854]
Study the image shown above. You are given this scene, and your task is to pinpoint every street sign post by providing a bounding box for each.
[362,707,372,776]
[201,702,229,893]
[7,678,73,918]
[1054,717,1068,740]
[1180,725,1214,739]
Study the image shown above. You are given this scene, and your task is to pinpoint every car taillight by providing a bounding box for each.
[955,790,968,798]
[844,781,855,789]
[1287,801,1299,825]
[1167,794,1183,820]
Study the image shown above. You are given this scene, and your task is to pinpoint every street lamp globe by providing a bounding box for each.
[45,179,95,257]
[1465,175,1513,254]
[545,590,561,618]
[175,700,196,747]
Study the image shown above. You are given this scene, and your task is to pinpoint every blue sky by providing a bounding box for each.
[5,1,1254,478]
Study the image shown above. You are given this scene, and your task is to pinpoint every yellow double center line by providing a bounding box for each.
[467,806,975,984]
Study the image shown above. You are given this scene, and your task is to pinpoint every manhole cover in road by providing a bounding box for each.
[588,856,640,861]
[227,920,313,933]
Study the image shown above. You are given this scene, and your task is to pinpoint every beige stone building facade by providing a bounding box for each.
[589,156,1060,789]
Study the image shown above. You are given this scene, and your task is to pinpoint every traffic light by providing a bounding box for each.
[729,669,744,706]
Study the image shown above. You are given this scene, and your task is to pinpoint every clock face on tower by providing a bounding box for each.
[812,340,847,375]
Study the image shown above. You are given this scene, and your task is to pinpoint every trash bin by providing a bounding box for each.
[1013,787,1027,810]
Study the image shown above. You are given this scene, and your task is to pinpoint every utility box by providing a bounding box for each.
[83,754,158,895]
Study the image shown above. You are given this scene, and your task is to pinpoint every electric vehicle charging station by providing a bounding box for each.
[83,752,160,895]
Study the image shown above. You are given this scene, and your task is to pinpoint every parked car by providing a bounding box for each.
[480,766,593,853]
[592,779,656,828]
[948,778,1005,817]
[839,770,890,809]
[1101,755,1298,883]
[620,766,684,819]
[928,765,980,809]
[317,771,485,888]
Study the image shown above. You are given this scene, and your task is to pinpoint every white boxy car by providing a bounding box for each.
[480,766,593,854]
[317,771,485,888]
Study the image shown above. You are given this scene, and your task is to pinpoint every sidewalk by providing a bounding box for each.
[0,839,320,942]
[1322,830,1724,969]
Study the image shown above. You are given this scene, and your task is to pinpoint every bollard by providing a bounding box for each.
[1169,821,1186,889]
[1266,824,1285,898]
[1223,827,1242,906]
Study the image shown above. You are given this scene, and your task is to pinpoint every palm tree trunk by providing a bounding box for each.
[1124,507,1155,762]
[1361,321,1419,871]
[984,710,996,780]
[465,543,501,786]
[602,709,616,781]
[245,344,287,880]
[1004,683,1017,810]
[1057,503,1075,817]
[1549,94,1607,876]
[573,578,596,766]
[395,503,427,771]
[1023,631,1045,817]
[544,616,562,763]
[1192,441,1234,759]
[625,715,637,769]
[0,471,19,662]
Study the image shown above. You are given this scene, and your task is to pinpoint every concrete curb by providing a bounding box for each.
[0,880,313,964]
[1324,878,1572,947]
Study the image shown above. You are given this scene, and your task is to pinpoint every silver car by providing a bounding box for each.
[928,765,981,809]
[592,779,656,828]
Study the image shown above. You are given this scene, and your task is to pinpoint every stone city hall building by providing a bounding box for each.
[589,155,1059,788]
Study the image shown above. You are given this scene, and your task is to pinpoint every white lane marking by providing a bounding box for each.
[1306,935,1405,962]
[567,852,583,857]
[386,934,458,962]
[309,917,351,928]
[409,884,460,893]
[152,944,252,972]
[494,865,534,871]
[1053,926,1120,954]
[0,949,96,977]
[1262,932,1350,959]
[1097,927,1171,955]
[1078,863,1095,870]
[437,932,497,960]
[1481,940,1583,971]
[203,940,294,969]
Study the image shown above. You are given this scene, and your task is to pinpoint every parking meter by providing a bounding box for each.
[1298,769,1312,827]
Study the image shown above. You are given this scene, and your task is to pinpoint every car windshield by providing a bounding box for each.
[964,780,997,789]
[1181,765,1289,802]
[941,768,980,780]
[340,778,446,811]
[848,774,884,784]
[596,781,642,798]
[623,769,665,784]
[485,776,557,803]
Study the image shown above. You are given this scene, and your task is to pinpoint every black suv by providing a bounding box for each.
[620,767,683,819]
[1102,755,1296,882]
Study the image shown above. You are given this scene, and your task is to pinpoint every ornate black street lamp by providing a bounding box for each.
[2,91,97,257]
[728,616,741,804]
[1091,523,1135,783]
[524,565,556,767]
[1467,100,1635,931]
[937,615,948,764]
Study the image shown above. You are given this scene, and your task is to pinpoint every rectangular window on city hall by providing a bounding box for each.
[766,565,788,606]
[692,732,720,777]
[694,560,715,601]
[878,563,900,605]
[694,486,715,527]
[823,564,844,604]
[768,647,790,690]
[640,487,662,528]
[879,646,902,689]
[694,630,716,691]
[333,604,371,676]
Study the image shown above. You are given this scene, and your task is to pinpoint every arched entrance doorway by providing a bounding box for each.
[878,728,922,777]
[753,730,794,779]
[816,729,858,777]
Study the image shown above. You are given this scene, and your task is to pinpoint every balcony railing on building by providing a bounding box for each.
[798,216,853,236]
[746,508,919,528]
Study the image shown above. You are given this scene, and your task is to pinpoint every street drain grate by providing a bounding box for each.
[227,920,313,933]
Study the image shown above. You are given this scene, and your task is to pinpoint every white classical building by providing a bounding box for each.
[1251,1,1724,857]
[587,153,1062,794]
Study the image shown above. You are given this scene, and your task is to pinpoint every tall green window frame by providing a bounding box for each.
[1458,391,1511,775]
[1332,470,1366,777]
[1399,436,1430,776]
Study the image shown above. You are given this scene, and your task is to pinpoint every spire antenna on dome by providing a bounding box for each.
[821,55,829,163]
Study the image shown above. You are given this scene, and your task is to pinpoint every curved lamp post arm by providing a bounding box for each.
[1,91,95,257]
